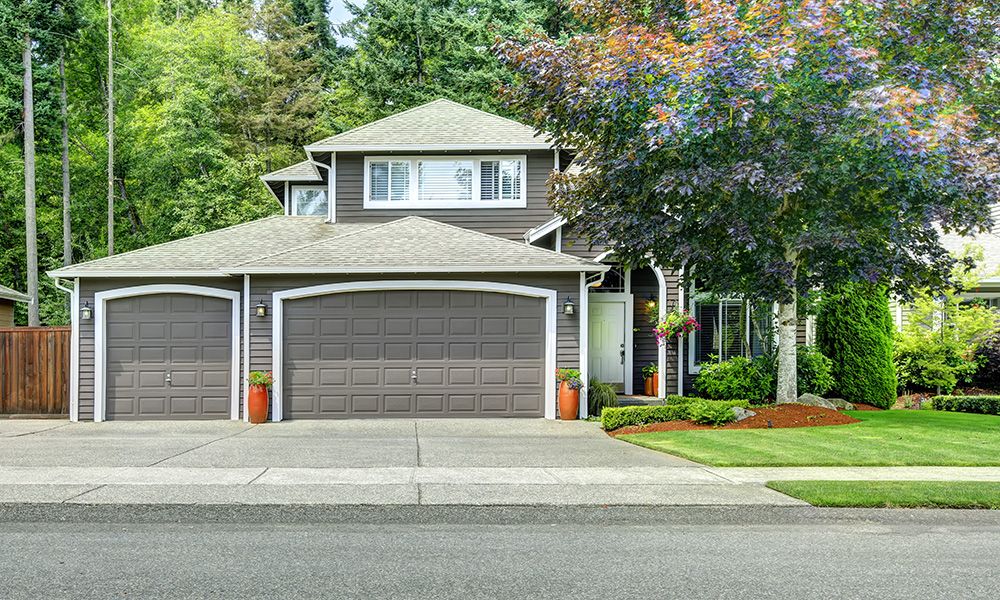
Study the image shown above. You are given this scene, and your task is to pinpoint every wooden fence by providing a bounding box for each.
[0,327,70,415]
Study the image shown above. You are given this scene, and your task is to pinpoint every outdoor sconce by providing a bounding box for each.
[562,297,576,316]
[80,301,93,321]
[255,299,268,318]
[646,295,658,311]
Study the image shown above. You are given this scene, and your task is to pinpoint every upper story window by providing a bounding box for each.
[291,185,328,216]
[364,156,527,209]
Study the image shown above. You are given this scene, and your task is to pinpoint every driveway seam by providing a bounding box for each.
[8,422,71,437]
[60,484,104,503]
[700,468,738,483]
[414,422,422,468]
[145,425,258,467]
[246,468,269,485]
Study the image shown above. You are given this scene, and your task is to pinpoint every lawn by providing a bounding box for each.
[767,480,1000,509]
[616,410,1000,466]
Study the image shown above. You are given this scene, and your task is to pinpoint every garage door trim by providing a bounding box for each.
[93,284,241,422]
[271,280,558,421]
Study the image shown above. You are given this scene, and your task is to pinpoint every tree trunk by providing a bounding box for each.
[775,297,798,403]
[23,33,39,327]
[106,0,115,256]
[61,50,71,268]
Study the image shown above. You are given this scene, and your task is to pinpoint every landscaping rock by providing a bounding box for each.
[790,393,838,410]
[731,407,757,422]
[825,397,856,410]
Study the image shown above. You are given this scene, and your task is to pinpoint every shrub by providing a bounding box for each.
[816,283,897,408]
[931,395,1000,415]
[588,378,619,415]
[694,355,774,404]
[894,334,978,395]
[600,400,749,430]
[796,346,835,396]
[974,331,1000,390]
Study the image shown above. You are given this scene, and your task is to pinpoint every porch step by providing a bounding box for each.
[616,395,663,407]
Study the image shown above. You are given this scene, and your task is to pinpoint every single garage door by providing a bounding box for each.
[283,290,546,418]
[105,293,233,420]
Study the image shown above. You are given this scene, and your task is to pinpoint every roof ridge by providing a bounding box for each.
[232,220,400,266]
[431,98,539,133]
[54,215,288,271]
[308,100,451,146]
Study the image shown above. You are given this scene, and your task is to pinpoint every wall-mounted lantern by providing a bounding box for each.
[255,299,268,318]
[80,301,93,321]
[646,295,658,311]
[562,296,576,316]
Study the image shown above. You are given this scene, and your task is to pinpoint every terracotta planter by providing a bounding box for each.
[644,377,653,396]
[558,381,580,421]
[248,384,270,424]
[643,373,660,396]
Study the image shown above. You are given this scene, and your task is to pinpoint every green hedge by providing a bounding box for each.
[931,395,1000,415]
[601,399,751,431]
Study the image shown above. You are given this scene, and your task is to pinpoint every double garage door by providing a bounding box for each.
[282,290,546,419]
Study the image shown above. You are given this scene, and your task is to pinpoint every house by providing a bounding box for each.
[0,285,30,328]
[48,99,779,422]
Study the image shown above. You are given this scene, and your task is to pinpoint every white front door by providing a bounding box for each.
[589,300,626,388]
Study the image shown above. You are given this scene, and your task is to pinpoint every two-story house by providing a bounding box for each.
[49,99,775,422]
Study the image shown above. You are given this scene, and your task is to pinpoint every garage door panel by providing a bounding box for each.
[283,290,545,419]
[105,293,233,420]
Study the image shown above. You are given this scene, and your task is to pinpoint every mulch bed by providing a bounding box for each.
[607,403,862,436]
[850,403,881,411]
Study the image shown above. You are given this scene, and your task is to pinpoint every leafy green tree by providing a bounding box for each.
[497,0,1000,404]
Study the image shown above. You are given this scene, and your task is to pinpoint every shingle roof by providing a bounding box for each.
[260,160,322,182]
[304,99,551,151]
[48,218,373,277]
[232,216,601,273]
[0,284,29,303]
[48,217,604,277]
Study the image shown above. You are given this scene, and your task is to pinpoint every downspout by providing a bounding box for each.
[52,277,79,421]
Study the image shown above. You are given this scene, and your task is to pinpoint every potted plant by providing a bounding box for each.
[642,363,659,396]
[247,370,273,424]
[555,368,583,420]
[654,309,701,345]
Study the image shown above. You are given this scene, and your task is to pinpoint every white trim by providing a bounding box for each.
[553,149,560,171]
[329,152,337,223]
[270,280,559,421]
[231,265,603,274]
[284,182,290,216]
[93,284,241,422]
[71,279,80,421]
[676,267,685,396]
[362,155,527,210]
[624,269,633,395]
[652,266,668,399]
[260,162,322,182]
[243,275,250,422]
[554,227,562,253]
[579,271,607,418]
[687,282,699,375]
[48,270,234,278]
[289,185,329,217]
[594,250,615,263]
[305,143,553,152]
[524,216,568,244]
[258,176,284,206]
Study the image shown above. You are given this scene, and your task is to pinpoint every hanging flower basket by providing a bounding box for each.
[654,310,701,345]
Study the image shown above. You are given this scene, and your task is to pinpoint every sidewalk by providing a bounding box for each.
[2,465,998,506]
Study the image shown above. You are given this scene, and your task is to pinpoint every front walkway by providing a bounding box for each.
[2,419,995,506]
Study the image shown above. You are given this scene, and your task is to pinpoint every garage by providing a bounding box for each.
[281,289,547,419]
[102,292,237,420]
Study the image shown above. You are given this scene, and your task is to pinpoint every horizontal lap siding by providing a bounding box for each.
[333,151,557,240]
[631,267,659,393]
[77,278,243,421]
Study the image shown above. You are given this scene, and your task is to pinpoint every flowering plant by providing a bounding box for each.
[248,371,274,388]
[555,368,584,390]
[654,310,701,345]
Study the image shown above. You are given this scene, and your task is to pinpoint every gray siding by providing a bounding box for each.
[78,277,244,421]
[332,151,557,240]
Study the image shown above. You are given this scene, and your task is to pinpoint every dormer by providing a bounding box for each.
[261,99,569,240]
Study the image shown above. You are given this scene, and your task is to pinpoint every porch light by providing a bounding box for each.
[562,297,576,316]
[646,295,657,311]
[80,301,93,321]
[255,299,268,318]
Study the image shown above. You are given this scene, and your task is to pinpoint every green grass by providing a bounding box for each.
[617,410,1000,466]
[767,480,1000,509]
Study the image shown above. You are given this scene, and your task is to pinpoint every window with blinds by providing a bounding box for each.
[364,156,526,208]
[689,292,774,373]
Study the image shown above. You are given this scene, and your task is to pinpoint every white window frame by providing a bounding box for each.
[363,155,527,209]
[290,185,329,217]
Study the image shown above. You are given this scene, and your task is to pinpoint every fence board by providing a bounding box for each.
[0,327,70,415]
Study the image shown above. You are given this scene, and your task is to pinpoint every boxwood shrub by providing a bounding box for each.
[931,395,1000,416]
[600,399,750,431]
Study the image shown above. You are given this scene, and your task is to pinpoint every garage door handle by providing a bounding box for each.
[165,371,172,386]
[411,370,418,383]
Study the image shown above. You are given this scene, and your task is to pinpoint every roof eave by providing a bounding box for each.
[47,269,231,279]
[303,143,554,152]
[227,265,608,275]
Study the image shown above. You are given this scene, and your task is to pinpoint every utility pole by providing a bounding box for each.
[106,0,114,256]
[23,33,39,326]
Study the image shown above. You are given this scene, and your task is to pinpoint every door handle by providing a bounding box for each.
[411,369,418,383]
[620,344,625,364]
[165,371,172,386]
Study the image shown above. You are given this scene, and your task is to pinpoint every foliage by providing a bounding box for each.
[973,331,1000,390]
[895,334,976,395]
[587,378,618,415]
[248,370,274,388]
[556,368,582,389]
[816,283,897,408]
[641,362,658,379]
[932,395,1000,416]
[795,346,835,397]
[600,399,750,431]
[695,355,774,405]
[653,309,700,345]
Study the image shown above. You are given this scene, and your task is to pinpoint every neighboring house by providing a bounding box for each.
[0,285,30,328]
[49,98,794,422]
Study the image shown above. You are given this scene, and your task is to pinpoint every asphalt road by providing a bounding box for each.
[1,506,997,599]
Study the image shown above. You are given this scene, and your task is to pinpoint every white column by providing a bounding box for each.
[579,272,589,418]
